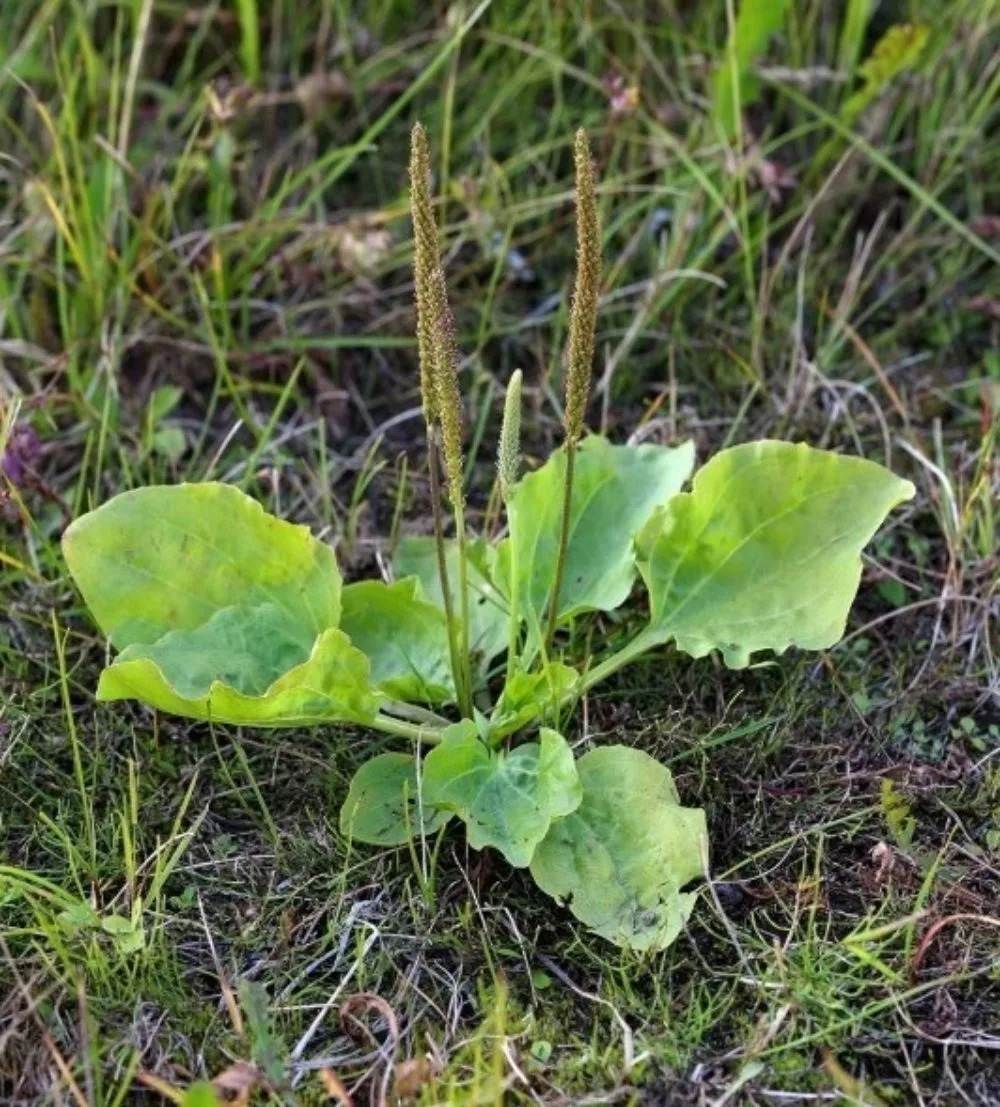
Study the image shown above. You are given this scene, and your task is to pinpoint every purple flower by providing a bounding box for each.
[1,424,42,486]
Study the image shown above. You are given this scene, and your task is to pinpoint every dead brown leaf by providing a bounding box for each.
[339,993,400,1047]
[318,1067,354,1105]
[213,1061,264,1106]
[393,1056,442,1101]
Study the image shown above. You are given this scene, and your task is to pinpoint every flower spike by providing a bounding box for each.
[409,122,441,426]
[497,369,523,501]
[563,128,601,444]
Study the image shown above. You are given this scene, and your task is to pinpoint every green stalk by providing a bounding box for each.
[370,712,445,746]
[409,122,472,717]
[542,129,601,656]
[543,442,576,650]
[505,534,521,685]
[579,629,658,693]
[453,511,473,717]
[429,265,473,718]
[497,369,524,683]
[427,426,466,712]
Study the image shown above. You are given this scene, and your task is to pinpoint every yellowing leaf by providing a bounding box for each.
[97,626,378,726]
[63,482,341,649]
[843,23,929,124]
[638,441,914,668]
[64,483,378,726]
[530,746,706,951]
[113,603,314,698]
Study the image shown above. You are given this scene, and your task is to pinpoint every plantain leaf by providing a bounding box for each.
[530,746,706,951]
[340,577,455,704]
[63,482,341,649]
[97,625,378,726]
[422,722,581,867]
[340,752,453,846]
[496,436,695,639]
[637,441,915,669]
[64,483,378,725]
[490,662,580,740]
[394,536,507,677]
[109,603,313,699]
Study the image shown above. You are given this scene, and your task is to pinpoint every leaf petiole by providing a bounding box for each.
[369,712,446,746]
[579,628,659,694]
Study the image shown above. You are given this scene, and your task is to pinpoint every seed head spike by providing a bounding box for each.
[497,369,523,500]
[409,122,440,425]
[563,128,602,444]
[429,264,465,512]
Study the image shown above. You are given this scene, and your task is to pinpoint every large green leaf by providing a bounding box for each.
[110,602,313,698]
[394,536,507,675]
[530,746,706,951]
[340,577,454,704]
[496,436,695,638]
[97,625,378,727]
[637,441,915,669]
[63,482,372,726]
[340,752,453,845]
[63,482,341,649]
[422,722,582,867]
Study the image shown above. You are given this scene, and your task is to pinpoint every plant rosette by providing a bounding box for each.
[63,435,913,951]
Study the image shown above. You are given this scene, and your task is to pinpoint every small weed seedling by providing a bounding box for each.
[63,127,914,951]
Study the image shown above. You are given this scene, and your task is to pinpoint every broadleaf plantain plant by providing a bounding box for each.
[62,126,915,952]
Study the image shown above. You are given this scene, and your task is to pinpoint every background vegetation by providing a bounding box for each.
[1,1,997,1102]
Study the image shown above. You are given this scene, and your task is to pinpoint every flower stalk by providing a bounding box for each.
[544,129,602,651]
[497,369,523,681]
[409,123,472,716]
[429,265,473,715]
